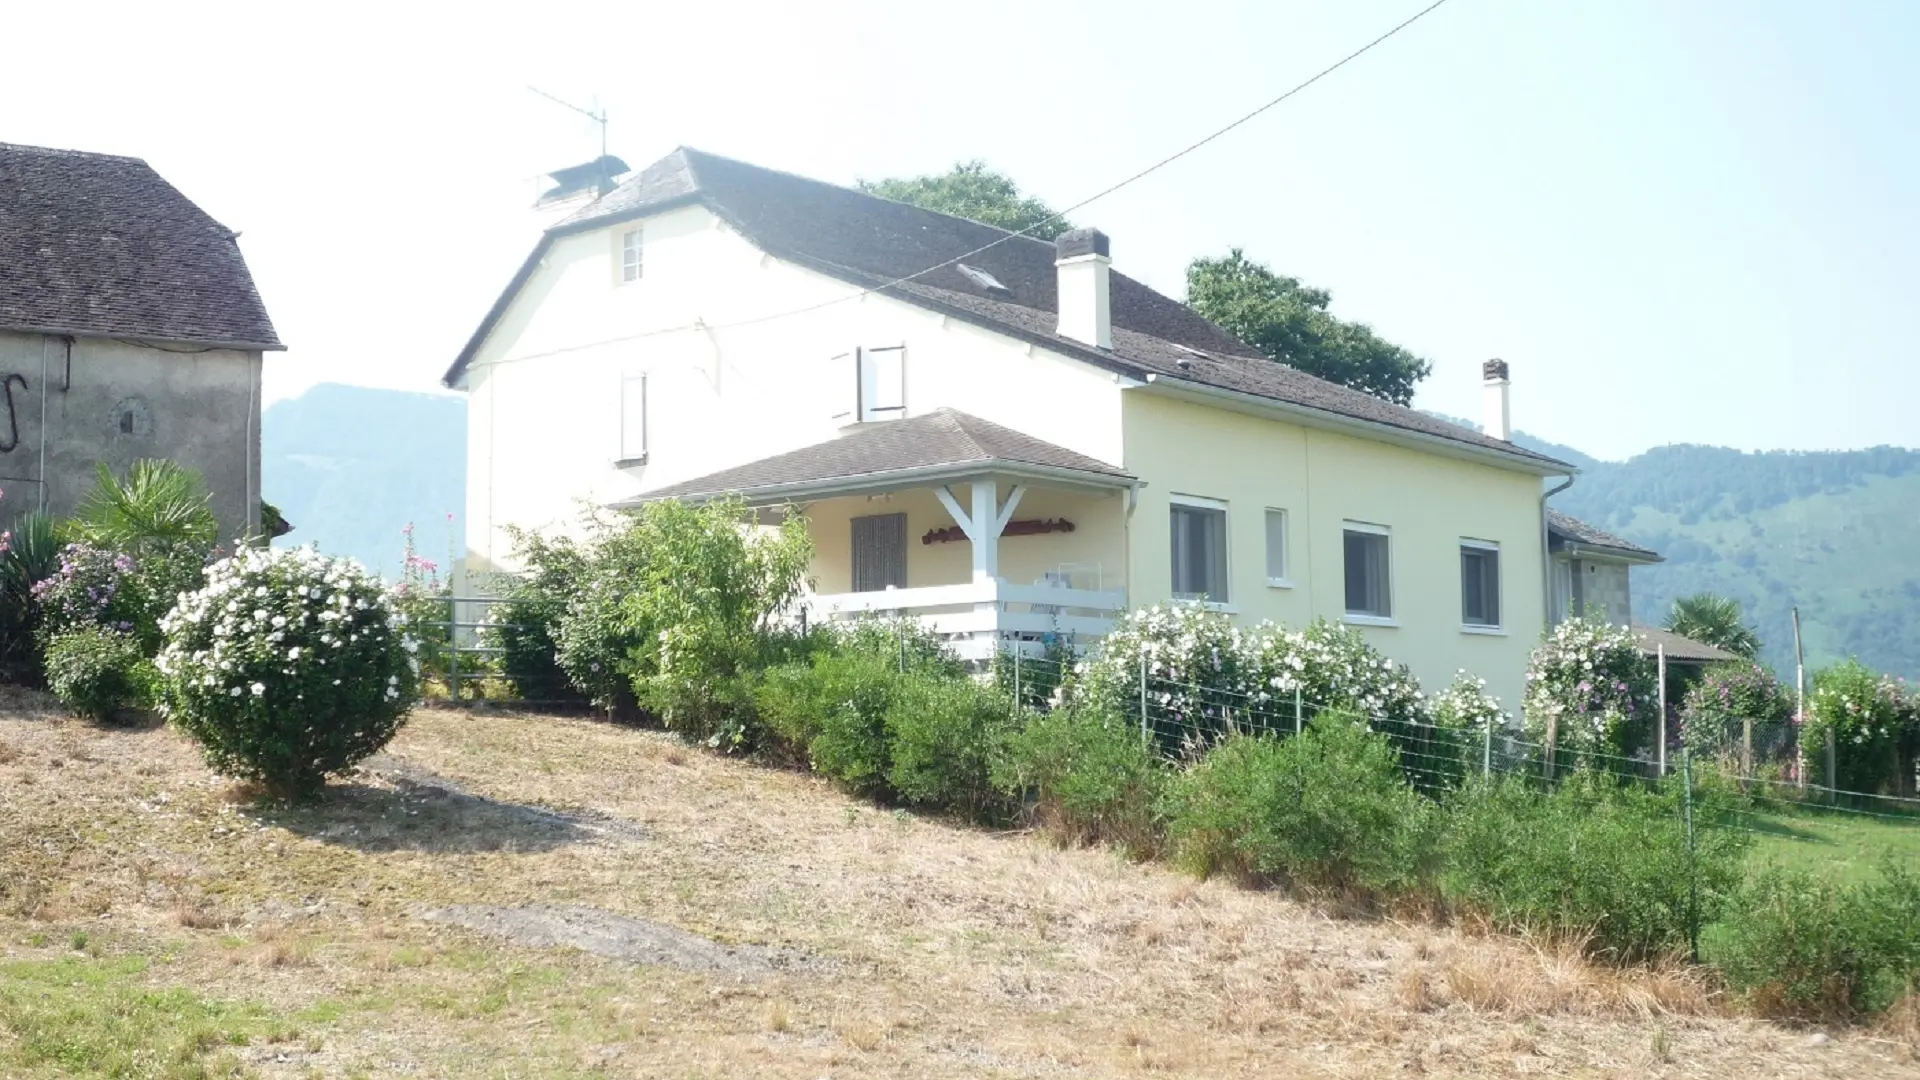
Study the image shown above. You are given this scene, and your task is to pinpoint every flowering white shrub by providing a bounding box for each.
[1432,670,1508,733]
[157,546,420,797]
[1804,660,1914,794]
[1072,605,1254,755]
[1072,608,1428,756]
[1244,620,1426,727]
[1522,618,1655,759]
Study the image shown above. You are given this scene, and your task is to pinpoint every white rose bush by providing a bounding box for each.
[156,546,421,798]
[1521,617,1656,765]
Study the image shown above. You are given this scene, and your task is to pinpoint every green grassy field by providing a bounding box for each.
[1733,801,1920,885]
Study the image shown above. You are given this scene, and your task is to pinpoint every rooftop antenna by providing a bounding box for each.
[527,85,608,160]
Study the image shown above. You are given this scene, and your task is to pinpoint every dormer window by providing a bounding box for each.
[620,227,643,283]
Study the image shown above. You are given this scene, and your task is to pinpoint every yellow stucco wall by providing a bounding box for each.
[1122,392,1546,711]
[805,483,1128,596]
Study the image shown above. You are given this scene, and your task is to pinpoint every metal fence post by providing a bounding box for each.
[1543,715,1558,784]
[1483,714,1494,778]
[1138,654,1149,749]
[1656,644,1668,777]
[1682,746,1699,964]
[1826,727,1837,804]
[1741,715,1754,786]
[1014,645,1022,708]
[1294,687,1303,735]
[448,610,460,703]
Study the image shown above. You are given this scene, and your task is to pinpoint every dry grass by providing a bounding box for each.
[0,699,1910,1078]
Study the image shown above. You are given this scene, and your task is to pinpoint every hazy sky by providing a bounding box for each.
[4,1,1914,461]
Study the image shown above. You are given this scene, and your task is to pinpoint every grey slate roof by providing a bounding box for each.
[447,147,1568,471]
[0,143,281,349]
[1547,509,1662,561]
[1632,625,1739,664]
[628,408,1134,504]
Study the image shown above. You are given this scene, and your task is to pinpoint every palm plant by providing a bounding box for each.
[1664,593,1761,659]
[1,510,61,680]
[70,460,218,554]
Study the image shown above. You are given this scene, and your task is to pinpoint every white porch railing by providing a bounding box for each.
[805,578,1127,661]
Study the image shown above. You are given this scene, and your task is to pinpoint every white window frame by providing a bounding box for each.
[1341,520,1395,626]
[618,227,643,283]
[616,371,648,466]
[1264,507,1291,587]
[1169,494,1232,609]
[1460,537,1504,633]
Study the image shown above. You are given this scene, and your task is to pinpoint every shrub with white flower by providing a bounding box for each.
[1072,604,1254,756]
[1432,670,1508,733]
[156,546,420,797]
[1522,617,1656,760]
[1804,660,1912,795]
[1244,619,1427,729]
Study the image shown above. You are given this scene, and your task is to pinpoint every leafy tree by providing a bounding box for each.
[1665,593,1761,659]
[1185,250,1431,405]
[858,161,1071,240]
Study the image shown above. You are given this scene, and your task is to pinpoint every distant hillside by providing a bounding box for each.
[262,384,465,577]
[1551,444,1920,680]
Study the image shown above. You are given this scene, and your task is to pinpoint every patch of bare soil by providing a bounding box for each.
[424,903,824,976]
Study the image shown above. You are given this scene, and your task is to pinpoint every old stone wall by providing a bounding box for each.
[0,331,261,542]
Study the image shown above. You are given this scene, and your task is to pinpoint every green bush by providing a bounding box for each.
[553,499,812,722]
[0,507,59,683]
[884,672,1016,819]
[1440,773,1749,962]
[1715,859,1920,1020]
[997,703,1165,856]
[1161,713,1434,898]
[486,527,590,704]
[157,547,421,799]
[757,649,903,796]
[43,626,155,722]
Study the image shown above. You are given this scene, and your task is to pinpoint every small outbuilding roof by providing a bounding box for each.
[621,408,1135,507]
[1632,624,1741,664]
[0,142,281,349]
[1547,509,1662,563]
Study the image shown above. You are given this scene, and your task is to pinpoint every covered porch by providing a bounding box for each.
[627,409,1136,661]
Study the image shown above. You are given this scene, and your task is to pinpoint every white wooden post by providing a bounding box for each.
[1657,643,1668,777]
[971,481,998,584]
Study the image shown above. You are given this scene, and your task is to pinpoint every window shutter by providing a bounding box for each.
[619,372,648,462]
[829,350,860,423]
[852,513,908,591]
[860,346,905,420]
[1264,509,1287,581]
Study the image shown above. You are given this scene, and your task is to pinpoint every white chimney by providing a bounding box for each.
[1054,228,1112,350]
[1482,358,1512,441]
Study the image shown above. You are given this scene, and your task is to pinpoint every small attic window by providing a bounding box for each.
[956,263,1009,294]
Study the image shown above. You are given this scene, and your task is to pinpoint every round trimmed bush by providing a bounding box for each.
[157,546,421,798]
[43,625,155,722]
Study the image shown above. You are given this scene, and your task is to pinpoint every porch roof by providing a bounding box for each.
[1632,624,1741,665]
[618,408,1136,507]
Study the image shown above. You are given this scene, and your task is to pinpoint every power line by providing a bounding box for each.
[472,0,1459,372]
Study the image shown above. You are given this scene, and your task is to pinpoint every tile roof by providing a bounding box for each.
[448,147,1569,471]
[1547,509,1662,561]
[627,408,1133,504]
[1632,625,1740,664]
[0,143,280,349]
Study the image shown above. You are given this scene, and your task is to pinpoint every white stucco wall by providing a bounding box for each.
[460,204,1125,575]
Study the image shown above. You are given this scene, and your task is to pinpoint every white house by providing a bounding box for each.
[444,148,1579,707]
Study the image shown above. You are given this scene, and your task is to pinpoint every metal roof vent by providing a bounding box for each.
[956,263,1010,294]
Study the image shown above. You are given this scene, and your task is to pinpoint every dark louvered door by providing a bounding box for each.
[851,513,908,592]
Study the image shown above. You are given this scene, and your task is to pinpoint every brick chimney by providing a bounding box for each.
[1054,228,1112,350]
[1483,358,1512,441]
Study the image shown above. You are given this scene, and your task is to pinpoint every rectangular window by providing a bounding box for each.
[1264,508,1289,584]
[1461,540,1502,628]
[1170,497,1228,604]
[859,346,905,421]
[1343,523,1391,619]
[618,372,648,464]
[620,228,643,283]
